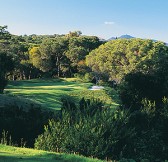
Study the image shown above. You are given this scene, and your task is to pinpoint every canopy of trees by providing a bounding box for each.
[0,26,102,83]
[29,34,101,77]
[86,39,168,82]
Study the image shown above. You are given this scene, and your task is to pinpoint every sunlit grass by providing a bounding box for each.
[0,144,104,162]
[4,78,119,110]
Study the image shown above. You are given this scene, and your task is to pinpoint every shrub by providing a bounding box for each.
[35,97,134,160]
[35,96,168,161]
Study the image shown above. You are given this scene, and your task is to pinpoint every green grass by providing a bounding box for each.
[68,88,119,109]
[0,144,104,162]
[3,78,119,110]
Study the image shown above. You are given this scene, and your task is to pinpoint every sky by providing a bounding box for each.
[0,0,168,42]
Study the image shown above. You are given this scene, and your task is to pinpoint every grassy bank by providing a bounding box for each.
[0,144,104,162]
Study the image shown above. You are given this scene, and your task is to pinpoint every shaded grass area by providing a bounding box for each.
[0,94,41,110]
[4,78,119,110]
[0,144,104,162]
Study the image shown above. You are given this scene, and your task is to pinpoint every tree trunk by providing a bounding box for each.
[56,56,60,77]
[13,75,15,81]
[29,70,32,80]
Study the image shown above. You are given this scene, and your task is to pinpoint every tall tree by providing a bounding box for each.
[0,25,11,40]
[0,26,14,92]
[31,37,69,77]
[66,36,102,74]
[0,26,11,52]
[0,51,14,93]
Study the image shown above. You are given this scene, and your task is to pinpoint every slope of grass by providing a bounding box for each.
[0,144,104,162]
[0,94,41,110]
[4,78,90,110]
[4,78,119,110]
[69,88,119,109]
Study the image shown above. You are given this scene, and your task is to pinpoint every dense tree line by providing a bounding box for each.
[1,26,167,86]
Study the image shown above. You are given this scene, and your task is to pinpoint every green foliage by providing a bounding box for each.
[69,89,119,109]
[122,98,168,161]
[86,39,168,82]
[119,159,136,162]
[74,72,94,82]
[66,31,82,37]
[0,51,14,93]
[38,37,69,76]
[0,25,11,40]
[0,26,42,81]
[35,97,134,160]
[28,35,101,77]
[119,54,168,108]
[29,47,41,67]
[34,94,168,161]
[0,27,102,81]
[119,72,160,108]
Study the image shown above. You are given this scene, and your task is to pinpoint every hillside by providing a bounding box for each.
[0,144,103,162]
[108,34,134,41]
[0,94,41,110]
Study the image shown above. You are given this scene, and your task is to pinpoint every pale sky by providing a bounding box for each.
[0,0,168,42]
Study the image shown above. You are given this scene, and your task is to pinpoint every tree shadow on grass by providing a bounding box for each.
[17,91,73,110]
[0,152,91,162]
[0,154,63,162]
[7,80,77,88]
[5,79,92,110]
[0,153,96,162]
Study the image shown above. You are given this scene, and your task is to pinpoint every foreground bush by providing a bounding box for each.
[35,97,134,160]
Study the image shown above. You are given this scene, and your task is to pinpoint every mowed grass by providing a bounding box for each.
[4,78,90,110]
[0,144,104,162]
[4,78,119,110]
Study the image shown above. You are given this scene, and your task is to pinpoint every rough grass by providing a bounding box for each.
[68,88,119,109]
[0,144,104,162]
[3,78,119,110]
